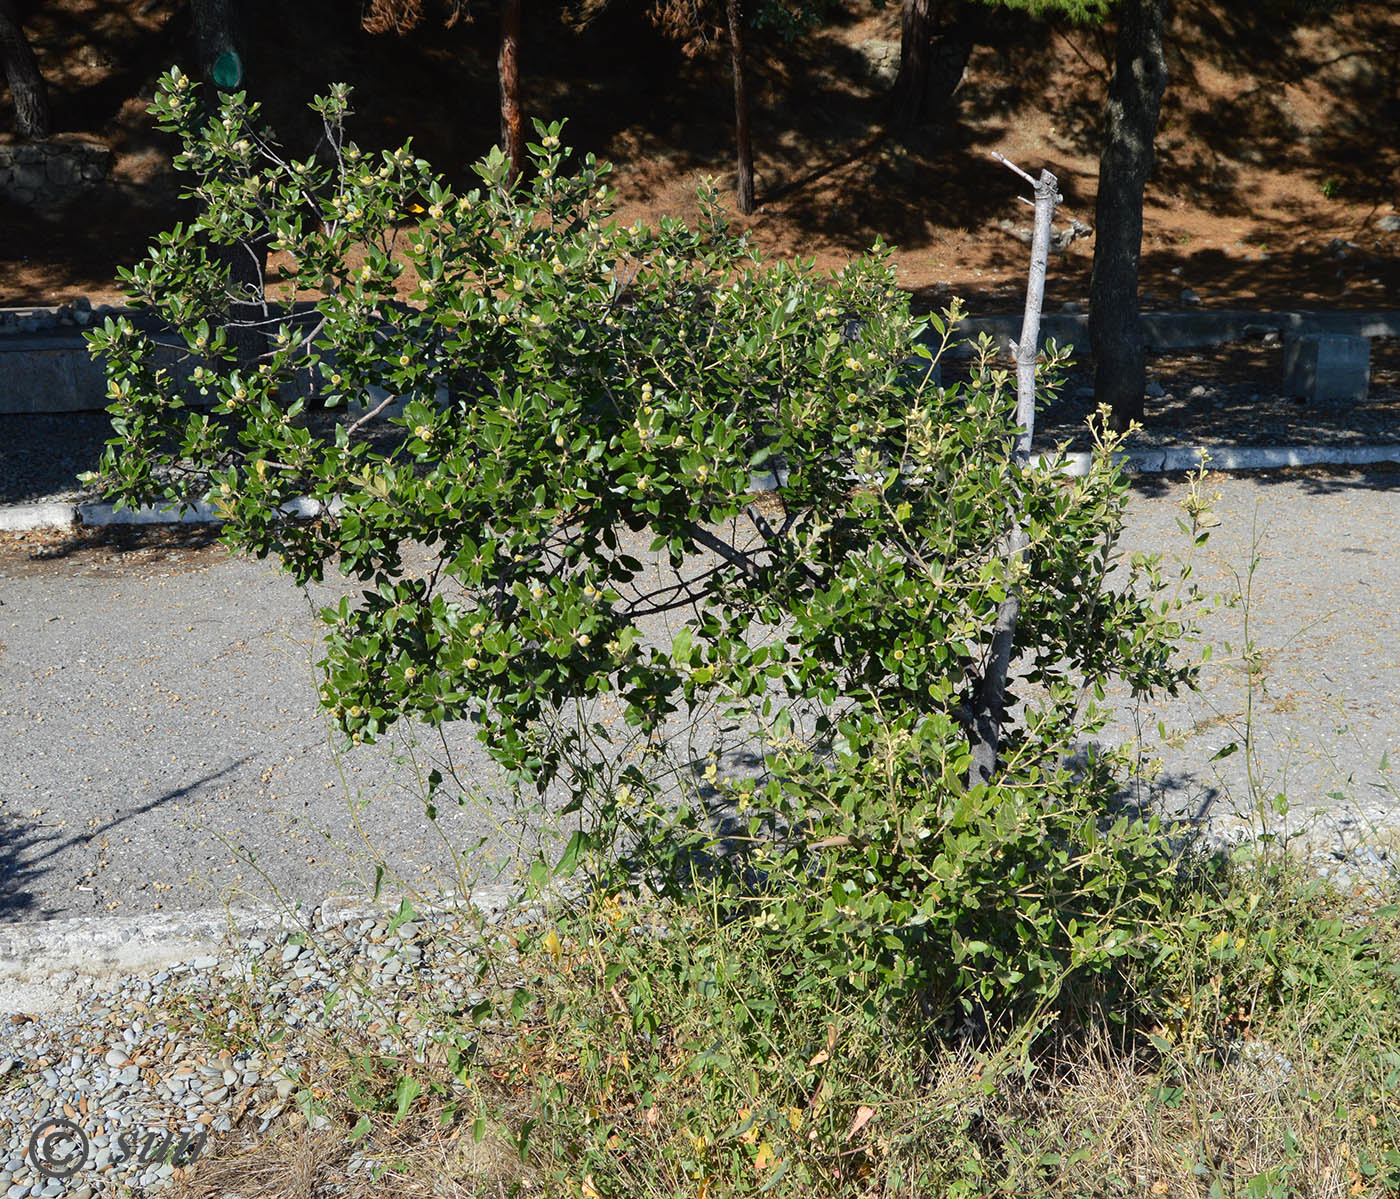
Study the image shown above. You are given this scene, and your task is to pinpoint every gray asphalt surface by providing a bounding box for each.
[2,465,1398,924]
[0,538,531,923]
[1101,467,1400,834]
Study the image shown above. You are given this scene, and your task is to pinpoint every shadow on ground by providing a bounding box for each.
[0,763,244,924]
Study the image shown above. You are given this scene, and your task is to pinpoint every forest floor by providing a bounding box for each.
[0,0,1397,316]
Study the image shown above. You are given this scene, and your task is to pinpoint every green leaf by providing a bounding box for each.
[392,1074,422,1122]
[555,830,588,877]
[386,897,417,935]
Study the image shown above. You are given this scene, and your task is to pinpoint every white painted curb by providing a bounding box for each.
[78,500,222,526]
[1044,443,1400,477]
[0,502,78,531]
[0,496,343,532]
[4,446,1398,532]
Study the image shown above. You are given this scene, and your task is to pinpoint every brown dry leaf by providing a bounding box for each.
[844,1105,876,1141]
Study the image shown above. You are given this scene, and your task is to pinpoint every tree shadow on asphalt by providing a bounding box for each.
[1127,462,1400,500]
[0,810,46,922]
[0,763,243,923]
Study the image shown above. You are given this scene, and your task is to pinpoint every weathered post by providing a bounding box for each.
[968,155,1060,787]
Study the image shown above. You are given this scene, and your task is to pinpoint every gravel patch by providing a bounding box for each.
[0,821,1392,1196]
[0,891,527,1196]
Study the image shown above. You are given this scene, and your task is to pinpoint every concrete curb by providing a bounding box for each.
[5,446,1399,532]
[0,496,342,532]
[1044,442,1400,477]
[0,502,79,531]
[0,886,528,1016]
[5,307,1400,414]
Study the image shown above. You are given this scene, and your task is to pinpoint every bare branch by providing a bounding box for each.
[685,521,762,584]
[345,391,399,437]
[968,163,1060,789]
[989,150,1038,189]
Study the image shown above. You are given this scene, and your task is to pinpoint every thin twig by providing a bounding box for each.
[345,392,399,437]
[989,150,1038,189]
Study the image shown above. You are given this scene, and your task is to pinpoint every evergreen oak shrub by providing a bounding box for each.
[88,70,1202,1026]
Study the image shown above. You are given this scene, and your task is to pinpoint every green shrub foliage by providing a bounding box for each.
[90,71,1200,1022]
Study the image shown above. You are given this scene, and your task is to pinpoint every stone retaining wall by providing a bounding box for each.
[0,139,112,209]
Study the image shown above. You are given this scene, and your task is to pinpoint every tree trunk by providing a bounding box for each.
[890,0,934,133]
[189,0,240,82]
[499,0,523,185]
[0,0,51,140]
[891,0,982,136]
[725,0,754,214]
[1089,0,1170,430]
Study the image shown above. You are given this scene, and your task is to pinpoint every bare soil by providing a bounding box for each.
[0,0,1397,314]
[0,524,226,578]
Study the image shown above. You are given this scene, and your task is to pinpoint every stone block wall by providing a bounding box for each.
[0,139,113,209]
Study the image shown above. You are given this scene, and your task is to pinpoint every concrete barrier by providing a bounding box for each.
[4,306,1400,414]
[0,332,112,415]
[1283,333,1371,402]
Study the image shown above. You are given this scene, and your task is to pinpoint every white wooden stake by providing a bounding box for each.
[969,156,1061,788]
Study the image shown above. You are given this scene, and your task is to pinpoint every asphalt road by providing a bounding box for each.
[2,465,1398,924]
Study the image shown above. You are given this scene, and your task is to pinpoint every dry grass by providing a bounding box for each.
[169,1117,532,1199]
[983,1025,1398,1198]
[155,858,1399,1199]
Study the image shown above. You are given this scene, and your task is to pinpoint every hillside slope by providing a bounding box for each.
[0,0,1396,312]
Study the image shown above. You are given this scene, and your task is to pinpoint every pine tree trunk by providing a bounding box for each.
[726,0,754,215]
[189,0,239,78]
[1089,0,1170,430]
[891,0,983,136]
[0,0,52,140]
[890,0,934,133]
[190,0,267,367]
[499,0,523,185]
